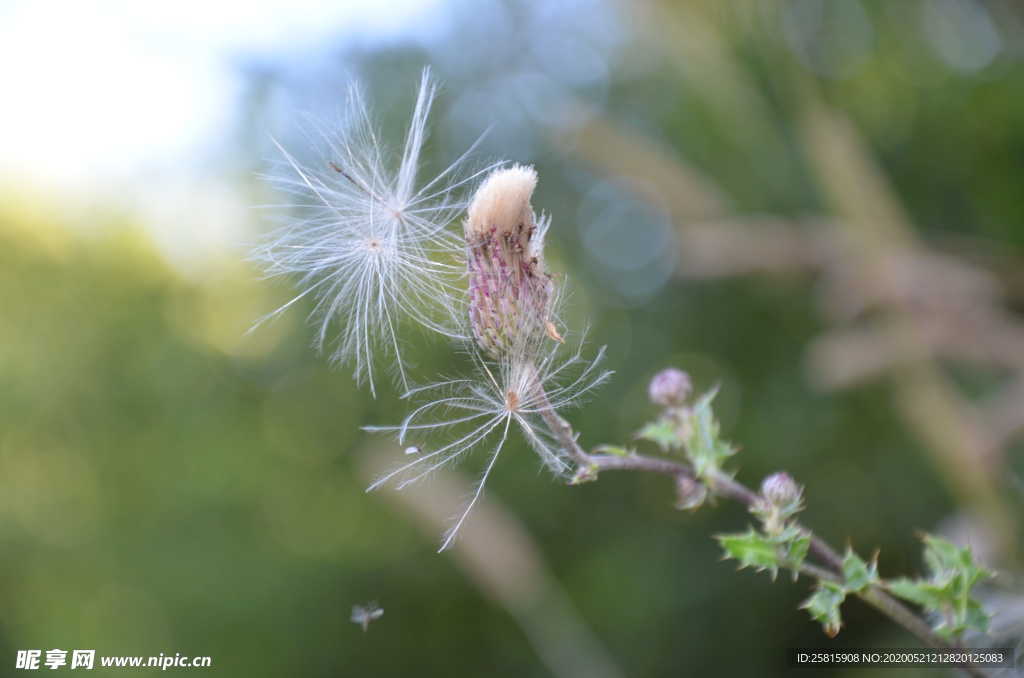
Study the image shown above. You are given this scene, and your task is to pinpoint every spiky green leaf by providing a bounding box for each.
[684,387,736,478]
[886,577,941,608]
[780,528,811,581]
[842,549,879,591]
[717,529,780,580]
[884,534,992,638]
[802,581,846,637]
[636,419,682,453]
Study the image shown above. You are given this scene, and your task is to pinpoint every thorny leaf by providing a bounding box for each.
[636,419,682,453]
[684,388,736,478]
[841,549,879,592]
[802,581,846,637]
[718,529,781,579]
[716,525,810,582]
[779,526,811,582]
[885,534,992,638]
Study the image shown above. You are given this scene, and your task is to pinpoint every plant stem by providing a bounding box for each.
[536,390,590,467]
[587,453,842,570]
[552,437,989,677]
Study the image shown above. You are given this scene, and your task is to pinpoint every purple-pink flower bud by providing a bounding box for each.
[648,368,692,407]
[760,472,801,508]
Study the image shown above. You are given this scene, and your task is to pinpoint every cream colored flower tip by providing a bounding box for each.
[465,164,538,239]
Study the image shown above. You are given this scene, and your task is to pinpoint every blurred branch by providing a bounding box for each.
[799,97,1018,557]
[562,79,1022,562]
[674,216,836,277]
[933,234,1024,302]
[359,445,626,678]
[556,110,728,222]
[637,1,790,171]
[557,110,837,277]
[983,377,1024,449]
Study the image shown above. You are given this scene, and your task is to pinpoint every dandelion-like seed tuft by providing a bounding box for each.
[350,602,383,632]
[366,335,611,551]
[253,68,494,396]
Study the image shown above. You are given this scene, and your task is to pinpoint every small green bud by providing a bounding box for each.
[674,475,707,510]
[568,463,599,485]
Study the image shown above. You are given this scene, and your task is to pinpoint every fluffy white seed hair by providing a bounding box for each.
[253,68,495,396]
[365,286,611,552]
[465,164,537,239]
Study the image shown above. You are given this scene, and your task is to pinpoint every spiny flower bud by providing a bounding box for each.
[753,471,804,535]
[465,165,558,358]
[760,472,801,508]
[648,368,692,407]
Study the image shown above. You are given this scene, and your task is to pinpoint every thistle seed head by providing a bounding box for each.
[464,165,556,358]
[466,165,538,241]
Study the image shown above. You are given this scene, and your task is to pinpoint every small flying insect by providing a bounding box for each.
[351,602,384,632]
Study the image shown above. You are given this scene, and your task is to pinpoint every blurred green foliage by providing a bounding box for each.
[2,0,1023,676]
[0,178,980,678]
